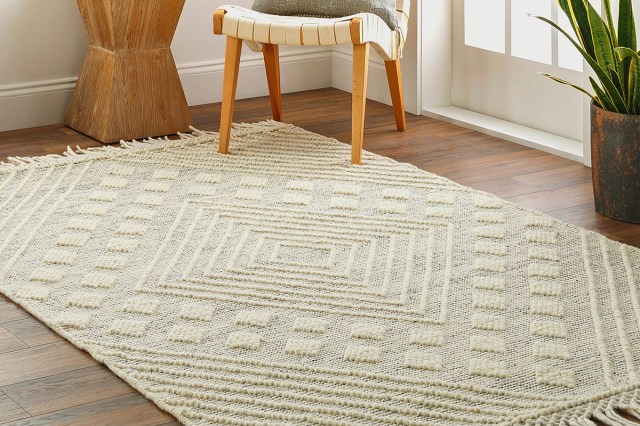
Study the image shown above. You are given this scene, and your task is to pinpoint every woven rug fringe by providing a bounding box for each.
[0,120,288,171]
[515,388,640,425]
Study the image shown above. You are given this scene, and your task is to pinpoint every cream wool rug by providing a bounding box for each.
[1,121,640,426]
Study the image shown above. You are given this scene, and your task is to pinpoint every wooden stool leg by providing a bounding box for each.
[352,42,370,165]
[263,43,283,121]
[385,60,407,131]
[219,36,243,154]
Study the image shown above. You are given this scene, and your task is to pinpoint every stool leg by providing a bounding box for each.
[384,59,407,131]
[351,42,370,165]
[263,43,283,121]
[219,36,243,154]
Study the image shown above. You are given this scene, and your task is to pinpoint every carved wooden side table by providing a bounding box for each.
[66,0,191,143]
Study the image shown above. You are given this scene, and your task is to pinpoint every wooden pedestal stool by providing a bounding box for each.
[66,0,191,143]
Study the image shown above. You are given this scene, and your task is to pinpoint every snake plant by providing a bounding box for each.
[536,0,639,115]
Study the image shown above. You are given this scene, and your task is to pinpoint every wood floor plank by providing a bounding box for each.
[0,393,173,426]
[0,327,27,355]
[0,297,30,325]
[512,164,593,191]
[0,391,30,424]
[439,152,572,186]
[549,204,640,241]
[467,177,543,199]
[506,182,595,213]
[1,366,134,416]
[0,342,98,388]
[1,318,62,348]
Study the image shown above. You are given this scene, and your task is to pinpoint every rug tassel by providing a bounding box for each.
[594,411,617,426]
[72,145,112,156]
[64,146,79,157]
[188,126,211,137]
[0,122,286,171]
[9,156,34,164]
[177,131,195,139]
[627,409,640,420]
[5,153,65,165]
[609,409,640,426]
[575,417,599,426]
[3,158,22,166]
[593,410,639,426]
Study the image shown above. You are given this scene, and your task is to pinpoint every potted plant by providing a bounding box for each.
[537,0,640,223]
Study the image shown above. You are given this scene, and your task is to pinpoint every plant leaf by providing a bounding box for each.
[563,0,596,58]
[610,67,625,98]
[537,15,629,113]
[632,60,640,114]
[602,0,618,46]
[540,73,601,106]
[585,1,617,76]
[615,47,640,60]
[590,77,617,111]
[616,47,640,113]
[619,0,637,51]
[631,60,639,114]
[558,0,582,41]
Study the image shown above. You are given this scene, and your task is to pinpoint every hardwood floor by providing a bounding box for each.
[0,88,637,425]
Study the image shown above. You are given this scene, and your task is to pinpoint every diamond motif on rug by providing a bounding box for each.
[1,121,640,425]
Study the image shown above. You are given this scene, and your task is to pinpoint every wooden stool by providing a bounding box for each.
[66,0,191,143]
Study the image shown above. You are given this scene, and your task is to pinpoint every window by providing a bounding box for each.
[464,0,505,53]
[464,0,603,70]
[511,0,552,64]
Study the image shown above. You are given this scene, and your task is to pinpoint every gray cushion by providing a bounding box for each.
[251,0,398,30]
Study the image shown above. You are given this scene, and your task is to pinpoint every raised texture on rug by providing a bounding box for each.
[1,121,639,425]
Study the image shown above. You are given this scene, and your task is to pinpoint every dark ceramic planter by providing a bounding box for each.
[591,103,640,223]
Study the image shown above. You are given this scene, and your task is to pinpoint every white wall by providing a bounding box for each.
[172,0,332,107]
[0,0,332,132]
[0,0,87,132]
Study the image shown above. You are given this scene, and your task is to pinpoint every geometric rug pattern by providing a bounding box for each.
[0,121,639,425]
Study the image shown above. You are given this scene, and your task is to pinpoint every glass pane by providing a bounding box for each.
[464,0,506,53]
[511,0,552,64]
[557,12,583,71]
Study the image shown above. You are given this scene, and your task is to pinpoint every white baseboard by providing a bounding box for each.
[180,48,332,107]
[0,48,333,133]
[423,106,584,163]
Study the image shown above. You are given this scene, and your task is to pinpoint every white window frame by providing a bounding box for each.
[417,0,593,165]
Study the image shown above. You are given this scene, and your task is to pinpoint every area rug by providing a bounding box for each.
[1,121,640,426]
